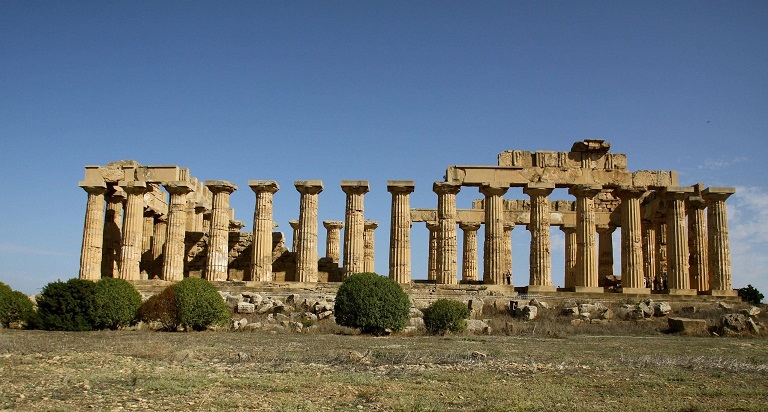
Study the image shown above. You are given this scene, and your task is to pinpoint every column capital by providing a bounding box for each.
[559,223,576,233]
[205,180,237,194]
[433,181,461,195]
[568,184,602,198]
[118,180,147,194]
[163,181,194,195]
[294,180,324,195]
[702,187,736,202]
[364,220,379,230]
[503,221,515,230]
[425,220,439,231]
[615,185,647,199]
[387,180,415,194]
[523,182,555,197]
[289,219,299,229]
[323,220,344,230]
[660,186,694,200]
[79,181,107,194]
[479,183,509,197]
[341,180,370,195]
[596,224,617,234]
[686,195,708,210]
[459,221,482,231]
[248,180,279,194]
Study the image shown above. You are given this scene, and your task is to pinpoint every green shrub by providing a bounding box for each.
[138,286,179,331]
[140,278,231,331]
[423,299,469,335]
[739,284,764,306]
[92,278,142,330]
[334,272,410,335]
[33,279,97,331]
[0,282,34,328]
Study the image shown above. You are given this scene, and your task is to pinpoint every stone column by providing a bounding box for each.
[480,183,509,285]
[524,183,555,291]
[295,180,324,283]
[249,180,280,282]
[433,182,461,284]
[687,195,709,292]
[185,197,196,231]
[323,221,343,264]
[568,185,602,292]
[616,187,649,293]
[78,182,107,280]
[289,220,300,252]
[118,181,148,281]
[662,187,695,294]
[341,181,370,277]
[459,222,481,282]
[641,220,657,289]
[387,181,415,283]
[703,187,737,296]
[503,222,515,283]
[162,182,194,282]
[597,225,615,284]
[363,220,378,273]
[102,187,125,278]
[426,221,439,282]
[656,221,668,290]
[205,180,237,282]
[151,215,167,279]
[560,225,577,289]
[202,210,212,234]
[140,211,155,278]
[194,205,206,232]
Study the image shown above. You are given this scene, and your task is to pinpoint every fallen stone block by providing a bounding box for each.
[668,317,707,334]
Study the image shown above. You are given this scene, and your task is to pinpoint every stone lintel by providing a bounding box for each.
[387,180,415,192]
[205,180,237,193]
[617,287,652,295]
[138,165,182,183]
[294,180,324,194]
[323,220,344,229]
[248,180,279,193]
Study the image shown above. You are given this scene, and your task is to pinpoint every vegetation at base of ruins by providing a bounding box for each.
[172,278,230,331]
[31,278,99,331]
[423,298,470,335]
[138,286,179,331]
[334,272,410,335]
[739,284,764,305]
[91,278,142,330]
[0,282,34,328]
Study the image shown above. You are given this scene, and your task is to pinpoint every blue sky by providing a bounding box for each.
[1,1,766,296]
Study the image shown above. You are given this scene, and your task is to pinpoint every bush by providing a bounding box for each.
[0,282,34,328]
[334,272,410,335]
[33,279,97,331]
[739,284,764,306]
[138,286,179,331]
[92,278,142,330]
[422,299,470,335]
[140,278,230,331]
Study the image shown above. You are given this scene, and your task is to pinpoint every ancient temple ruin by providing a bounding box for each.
[77,140,737,296]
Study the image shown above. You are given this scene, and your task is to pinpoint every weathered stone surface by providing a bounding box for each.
[653,301,672,317]
[668,317,707,334]
[236,302,255,314]
[742,307,761,317]
[718,301,733,311]
[466,319,492,335]
[721,313,747,332]
[515,305,538,321]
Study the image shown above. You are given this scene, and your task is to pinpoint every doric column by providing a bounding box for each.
[205,180,237,281]
[597,225,615,283]
[194,205,206,232]
[459,222,481,282]
[703,187,736,296]
[503,222,515,283]
[185,197,196,232]
[295,180,324,283]
[162,182,194,281]
[202,210,212,234]
[568,185,602,292]
[322,220,343,264]
[661,187,695,294]
[686,195,709,292]
[140,211,155,278]
[560,225,577,289]
[426,221,439,282]
[656,221,668,289]
[433,182,461,284]
[363,220,378,273]
[341,181,370,277]
[151,215,167,279]
[479,183,509,285]
[641,220,657,289]
[616,186,649,293]
[387,181,415,283]
[78,182,107,280]
[524,183,555,291]
[102,187,125,278]
[249,180,280,282]
[289,220,299,252]
[118,181,148,281]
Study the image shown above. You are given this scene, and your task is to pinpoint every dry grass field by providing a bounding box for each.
[1,327,767,411]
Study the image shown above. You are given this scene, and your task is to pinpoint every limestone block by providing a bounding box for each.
[236,302,256,314]
[718,301,733,311]
[241,322,262,331]
[317,310,333,320]
[653,302,672,317]
[721,313,747,332]
[562,307,579,316]
[409,307,424,318]
[498,150,532,167]
[274,313,290,323]
[638,301,654,318]
[466,319,492,335]
[285,293,300,306]
[225,294,244,310]
[257,301,274,314]
[668,317,707,334]
[408,317,425,329]
[747,318,761,334]
[742,307,761,317]
[515,305,538,321]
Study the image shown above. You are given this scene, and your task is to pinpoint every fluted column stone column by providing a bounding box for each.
[387,181,415,283]
[194,205,206,232]
[289,220,300,252]
[341,181,369,277]
[703,187,737,296]
[363,220,378,273]
[687,195,709,292]
[118,181,148,281]
[656,221,668,289]
[480,183,509,285]
[205,180,237,282]
[568,185,602,292]
[662,187,696,295]
[503,222,515,284]
[323,220,344,264]
[426,221,439,282]
[597,225,616,285]
[459,222,481,283]
[249,180,279,282]
[642,220,657,289]
[79,182,108,280]
[140,211,155,278]
[102,187,125,278]
[524,183,555,291]
[433,182,461,284]
[616,187,649,293]
[295,180,323,283]
[151,215,167,279]
[560,225,577,289]
[162,182,194,281]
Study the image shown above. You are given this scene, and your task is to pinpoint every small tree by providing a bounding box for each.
[334,272,410,335]
[0,282,34,328]
[739,284,764,306]
[422,299,470,335]
[92,277,142,330]
[172,278,230,331]
[33,279,97,331]
[138,286,179,331]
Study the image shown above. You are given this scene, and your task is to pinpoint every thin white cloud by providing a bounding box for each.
[728,186,768,293]
[697,156,749,171]
[0,243,76,257]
